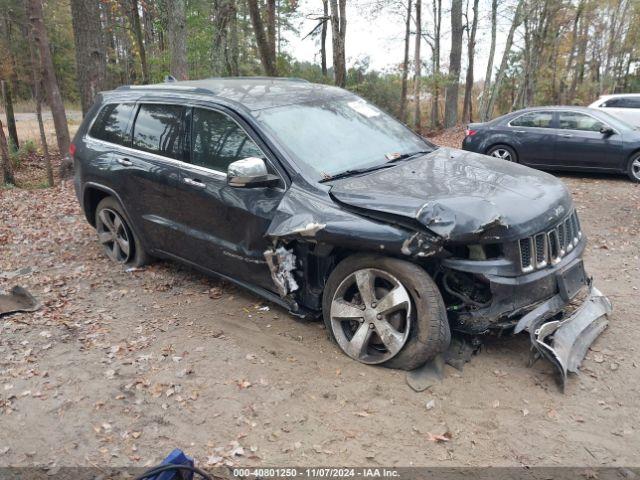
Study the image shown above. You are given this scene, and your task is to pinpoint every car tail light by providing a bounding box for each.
[69,142,76,158]
[465,129,477,137]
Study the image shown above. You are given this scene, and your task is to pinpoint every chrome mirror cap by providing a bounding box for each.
[227,157,270,187]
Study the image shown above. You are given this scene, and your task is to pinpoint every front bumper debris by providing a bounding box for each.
[514,285,612,391]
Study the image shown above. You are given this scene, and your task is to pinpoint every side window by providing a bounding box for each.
[89,103,135,145]
[191,108,264,172]
[132,104,185,160]
[620,97,640,108]
[601,97,622,108]
[510,111,553,128]
[558,112,604,132]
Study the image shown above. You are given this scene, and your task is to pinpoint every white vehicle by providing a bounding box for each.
[588,94,640,127]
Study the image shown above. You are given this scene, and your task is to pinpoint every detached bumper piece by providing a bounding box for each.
[514,285,612,391]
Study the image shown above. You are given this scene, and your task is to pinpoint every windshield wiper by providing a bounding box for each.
[319,164,395,183]
[385,149,432,164]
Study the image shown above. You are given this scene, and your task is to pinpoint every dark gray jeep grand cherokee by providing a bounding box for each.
[73,77,611,386]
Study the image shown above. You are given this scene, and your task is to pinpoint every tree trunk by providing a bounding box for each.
[70,0,107,116]
[130,0,149,84]
[167,0,188,80]
[399,0,412,122]
[430,0,441,128]
[444,0,463,128]
[560,0,583,104]
[413,0,422,131]
[0,119,15,185]
[485,0,524,121]
[1,80,19,150]
[228,1,240,76]
[461,0,479,123]
[247,0,278,76]
[266,0,277,64]
[27,0,71,177]
[330,0,347,87]
[479,0,497,121]
[321,0,328,77]
[27,29,53,187]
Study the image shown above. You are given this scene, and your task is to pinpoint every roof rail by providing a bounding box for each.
[203,76,309,83]
[115,84,215,95]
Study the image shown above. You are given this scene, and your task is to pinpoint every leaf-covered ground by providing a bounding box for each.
[1,130,640,470]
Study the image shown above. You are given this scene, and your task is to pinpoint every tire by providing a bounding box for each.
[627,153,640,182]
[95,197,150,267]
[487,144,518,163]
[322,254,450,371]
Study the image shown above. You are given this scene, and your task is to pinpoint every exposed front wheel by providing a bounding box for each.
[487,144,518,163]
[95,197,149,267]
[322,255,451,370]
[627,154,640,182]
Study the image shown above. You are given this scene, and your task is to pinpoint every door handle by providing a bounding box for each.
[514,130,526,133]
[117,157,133,167]
[183,177,206,188]
[559,133,573,138]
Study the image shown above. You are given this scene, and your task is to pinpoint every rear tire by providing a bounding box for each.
[95,197,150,267]
[487,144,518,163]
[627,153,640,182]
[322,254,451,371]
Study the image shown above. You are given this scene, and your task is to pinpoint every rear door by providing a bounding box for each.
[507,110,557,166]
[553,111,623,170]
[124,103,187,253]
[172,106,286,291]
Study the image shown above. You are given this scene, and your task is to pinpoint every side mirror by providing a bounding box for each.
[227,157,280,188]
[600,126,614,136]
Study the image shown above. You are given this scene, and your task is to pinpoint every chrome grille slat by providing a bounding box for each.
[518,211,582,272]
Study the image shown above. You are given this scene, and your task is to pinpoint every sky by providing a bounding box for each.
[283,0,515,80]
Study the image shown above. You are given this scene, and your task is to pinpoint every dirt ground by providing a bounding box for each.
[1,121,639,469]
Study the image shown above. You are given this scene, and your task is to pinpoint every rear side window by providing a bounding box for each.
[510,111,553,128]
[89,103,135,145]
[603,97,640,108]
[132,104,185,160]
[191,108,264,172]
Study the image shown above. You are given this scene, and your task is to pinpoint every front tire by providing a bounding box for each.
[322,254,450,370]
[95,197,149,267]
[627,153,640,182]
[487,144,518,163]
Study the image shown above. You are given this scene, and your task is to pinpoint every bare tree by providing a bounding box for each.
[247,0,277,76]
[321,0,329,77]
[167,0,188,80]
[485,0,524,120]
[27,24,54,187]
[399,0,413,122]
[461,0,479,123]
[0,119,15,185]
[130,0,149,83]
[444,0,463,128]
[479,0,497,120]
[413,0,422,131]
[27,0,71,177]
[330,0,347,87]
[266,0,277,62]
[70,0,107,115]
[428,0,442,128]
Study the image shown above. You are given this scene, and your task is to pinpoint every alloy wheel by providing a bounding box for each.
[96,208,132,263]
[632,157,640,181]
[490,148,513,161]
[330,268,412,364]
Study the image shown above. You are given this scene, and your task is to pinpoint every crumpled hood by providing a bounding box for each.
[329,147,573,242]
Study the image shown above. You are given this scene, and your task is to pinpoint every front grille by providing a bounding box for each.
[518,210,582,272]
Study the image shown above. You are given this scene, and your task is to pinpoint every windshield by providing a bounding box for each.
[254,96,435,180]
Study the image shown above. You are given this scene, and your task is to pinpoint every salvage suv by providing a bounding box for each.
[72,77,611,387]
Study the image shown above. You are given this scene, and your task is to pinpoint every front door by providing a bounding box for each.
[553,111,623,170]
[173,106,286,291]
